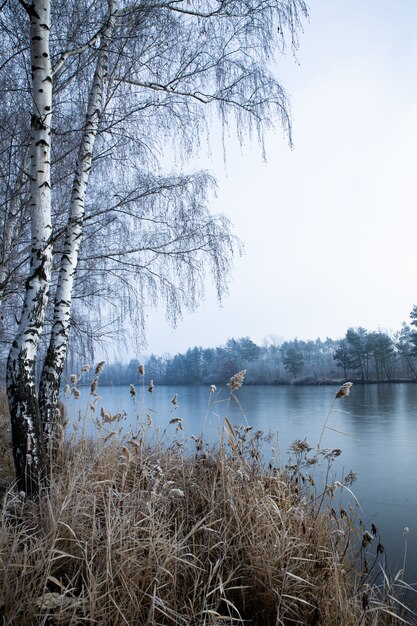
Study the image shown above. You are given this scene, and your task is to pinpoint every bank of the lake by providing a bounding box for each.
[65,381,417,585]
[0,393,415,625]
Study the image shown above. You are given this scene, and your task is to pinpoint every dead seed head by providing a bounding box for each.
[210,384,217,393]
[227,370,246,391]
[70,374,78,385]
[71,387,80,399]
[148,380,154,393]
[362,530,374,547]
[81,364,90,373]
[63,384,70,397]
[36,592,74,611]
[91,378,98,395]
[329,448,342,457]
[290,439,312,454]
[130,384,136,397]
[122,446,132,461]
[171,393,177,406]
[169,416,183,431]
[95,361,105,375]
[138,364,144,375]
[53,407,61,420]
[335,382,353,399]
[344,470,357,485]
[55,424,65,446]
[168,488,185,498]
[150,463,163,477]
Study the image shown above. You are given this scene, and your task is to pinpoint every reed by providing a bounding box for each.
[0,378,415,625]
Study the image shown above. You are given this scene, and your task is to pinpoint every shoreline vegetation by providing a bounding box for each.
[1,379,416,625]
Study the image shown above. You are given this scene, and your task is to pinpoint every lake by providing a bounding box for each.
[67,381,417,584]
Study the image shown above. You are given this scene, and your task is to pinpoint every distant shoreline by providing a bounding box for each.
[75,378,417,388]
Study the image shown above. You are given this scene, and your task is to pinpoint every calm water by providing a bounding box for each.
[69,382,417,583]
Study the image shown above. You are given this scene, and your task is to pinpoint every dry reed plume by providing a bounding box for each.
[335,382,354,399]
[228,370,246,391]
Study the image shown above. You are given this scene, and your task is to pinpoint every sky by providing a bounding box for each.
[141,0,417,357]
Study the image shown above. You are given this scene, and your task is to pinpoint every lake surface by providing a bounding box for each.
[68,382,417,584]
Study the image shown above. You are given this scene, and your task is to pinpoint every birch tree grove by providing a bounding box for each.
[0,0,308,493]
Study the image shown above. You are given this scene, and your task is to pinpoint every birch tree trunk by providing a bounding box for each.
[39,1,117,435]
[0,192,21,306]
[0,155,30,306]
[6,0,53,495]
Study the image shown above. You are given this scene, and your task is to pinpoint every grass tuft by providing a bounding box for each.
[0,385,415,625]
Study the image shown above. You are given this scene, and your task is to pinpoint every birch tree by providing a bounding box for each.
[7,0,53,493]
[0,46,32,348]
[0,139,30,310]
[1,0,308,493]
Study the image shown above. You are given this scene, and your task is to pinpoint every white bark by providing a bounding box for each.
[16,0,53,357]
[0,151,30,306]
[0,192,20,305]
[39,0,117,429]
[7,0,53,494]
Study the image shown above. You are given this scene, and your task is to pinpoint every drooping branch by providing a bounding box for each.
[52,1,118,76]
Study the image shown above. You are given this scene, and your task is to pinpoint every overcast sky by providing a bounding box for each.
[141,0,417,356]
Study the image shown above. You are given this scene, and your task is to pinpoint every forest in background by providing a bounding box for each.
[81,318,417,386]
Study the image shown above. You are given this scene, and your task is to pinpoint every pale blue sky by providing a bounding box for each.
[142,0,417,355]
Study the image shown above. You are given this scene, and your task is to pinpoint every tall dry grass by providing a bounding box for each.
[0,379,415,625]
[0,391,13,494]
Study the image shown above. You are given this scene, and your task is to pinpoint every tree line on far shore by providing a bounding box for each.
[91,315,417,386]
